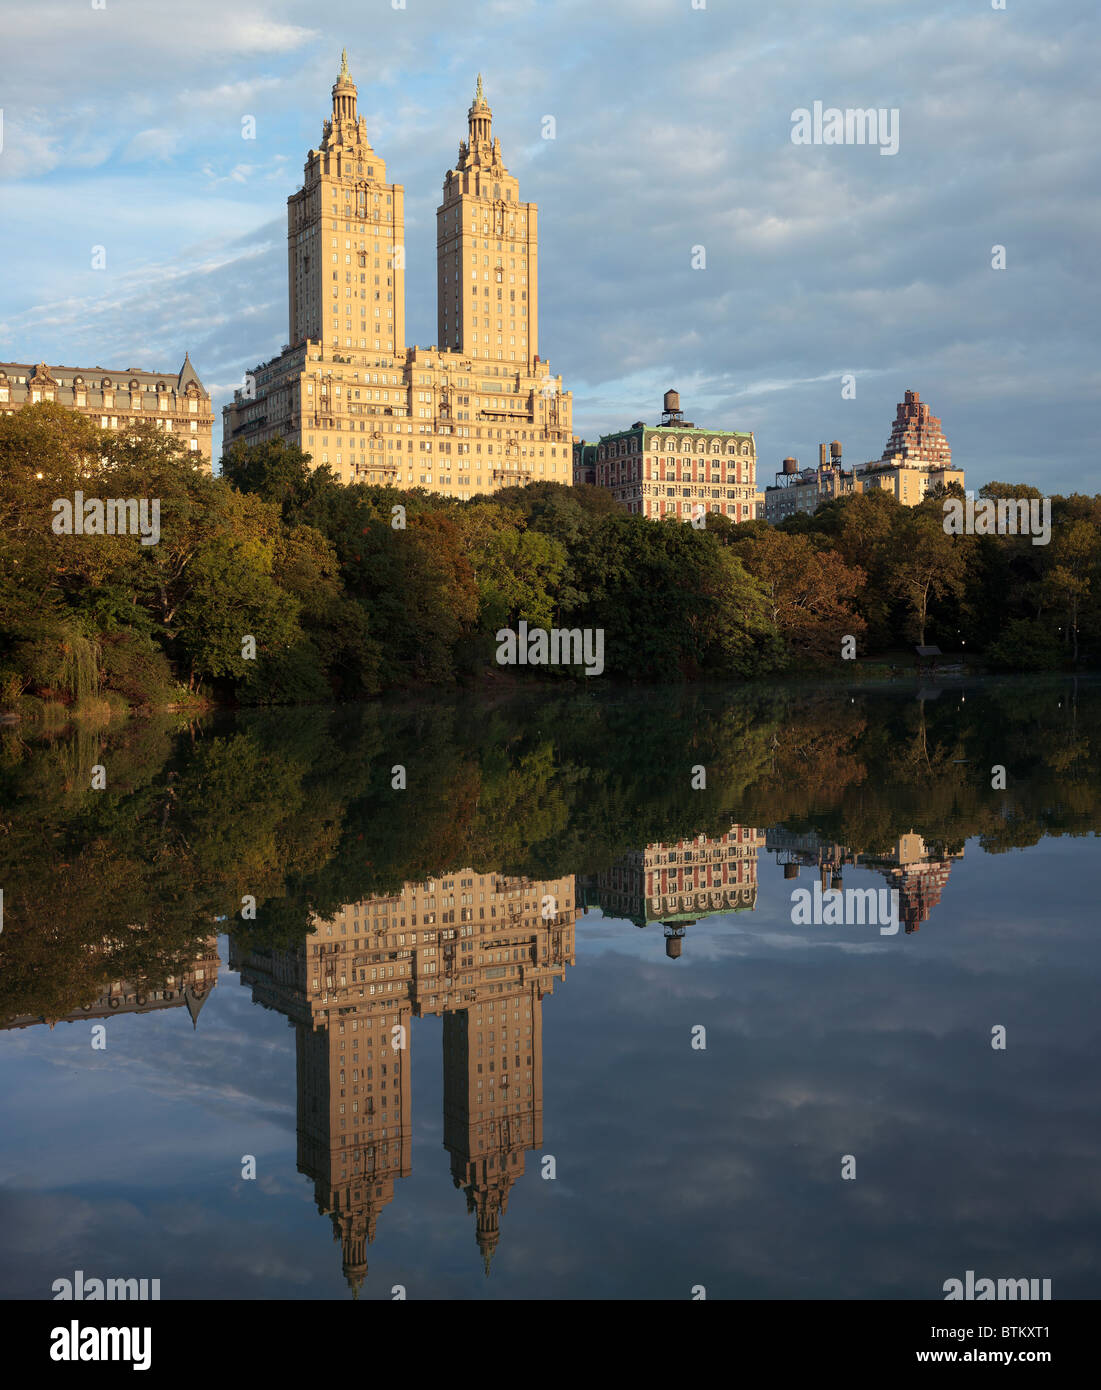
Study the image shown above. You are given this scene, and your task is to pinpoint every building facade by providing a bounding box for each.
[572,390,758,521]
[858,391,963,502]
[763,442,859,524]
[763,390,964,523]
[581,824,763,958]
[224,56,573,498]
[0,356,213,467]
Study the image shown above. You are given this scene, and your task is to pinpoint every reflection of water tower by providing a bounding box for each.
[663,921,691,959]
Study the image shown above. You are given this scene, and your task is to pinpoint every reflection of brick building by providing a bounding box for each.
[766,827,962,934]
[231,870,576,1291]
[443,991,544,1277]
[1,936,220,1031]
[582,825,763,958]
[858,832,962,934]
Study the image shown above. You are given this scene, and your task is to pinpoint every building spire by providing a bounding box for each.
[331,48,358,125]
[467,74,492,149]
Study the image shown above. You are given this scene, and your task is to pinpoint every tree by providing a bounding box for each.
[890,509,968,647]
[733,530,867,664]
[810,489,902,647]
[1042,520,1099,664]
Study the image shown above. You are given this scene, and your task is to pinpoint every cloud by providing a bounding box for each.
[0,0,1095,487]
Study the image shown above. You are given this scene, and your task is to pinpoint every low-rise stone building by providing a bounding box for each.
[0,356,213,467]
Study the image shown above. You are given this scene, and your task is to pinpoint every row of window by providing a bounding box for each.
[600,437,751,457]
[4,386,201,412]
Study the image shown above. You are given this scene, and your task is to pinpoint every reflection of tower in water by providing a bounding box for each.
[863,833,962,933]
[443,982,545,1276]
[231,870,576,1292]
[766,827,963,933]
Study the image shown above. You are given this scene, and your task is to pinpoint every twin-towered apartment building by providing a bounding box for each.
[222,55,573,498]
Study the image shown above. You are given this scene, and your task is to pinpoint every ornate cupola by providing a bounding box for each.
[332,47,358,124]
[468,73,492,151]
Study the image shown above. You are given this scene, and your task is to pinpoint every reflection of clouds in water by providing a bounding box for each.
[1,831,1099,1299]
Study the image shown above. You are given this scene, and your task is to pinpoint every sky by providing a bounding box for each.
[1,0,1098,493]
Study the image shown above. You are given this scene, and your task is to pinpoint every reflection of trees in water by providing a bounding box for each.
[2,679,1098,1021]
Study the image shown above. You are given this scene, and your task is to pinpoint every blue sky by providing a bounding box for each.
[1,0,1098,491]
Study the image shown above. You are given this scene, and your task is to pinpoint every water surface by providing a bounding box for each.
[1,679,1098,1299]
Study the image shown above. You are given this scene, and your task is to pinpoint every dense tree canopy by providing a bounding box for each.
[1,408,1097,715]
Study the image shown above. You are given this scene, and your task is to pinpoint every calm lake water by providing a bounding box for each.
[1,678,1099,1300]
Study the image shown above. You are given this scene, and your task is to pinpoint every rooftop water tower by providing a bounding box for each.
[661,389,688,426]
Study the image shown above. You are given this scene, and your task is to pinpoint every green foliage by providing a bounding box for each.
[98,631,177,707]
[985,618,1064,672]
[3,410,1100,716]
[3,679,1101,1024]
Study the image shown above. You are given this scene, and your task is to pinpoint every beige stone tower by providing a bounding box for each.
[437,76,539,369]
[287,49,406,357]
[227,59,572,494]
